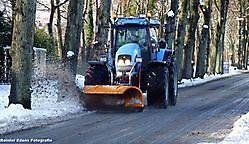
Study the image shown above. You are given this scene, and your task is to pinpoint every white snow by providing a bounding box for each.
[199,0,206,6]
[236,17,244,21]
[0,75,85,134]
[75,74,85,90]
[1,66,249,144]
[67,51,75,58]
[33,47,47,52]
[219,113,249,144]
[203,25,209,29]
[179,66,241,88]
[167,10,175,18]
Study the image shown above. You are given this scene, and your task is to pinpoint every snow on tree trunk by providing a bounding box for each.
[9,0,37,109]
[63,0,84,76]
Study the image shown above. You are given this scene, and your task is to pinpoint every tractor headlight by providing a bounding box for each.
[124,59,131,65]
[118,55,131,66]
[117,55,132,71]
[118,59,124,65]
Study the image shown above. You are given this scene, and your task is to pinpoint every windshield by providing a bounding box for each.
[115,26,148,49]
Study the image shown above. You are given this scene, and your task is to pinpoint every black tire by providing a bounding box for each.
[126,106,144,112]
[84,65,110,85]
[147,65,169,108]
[169,64,178,106]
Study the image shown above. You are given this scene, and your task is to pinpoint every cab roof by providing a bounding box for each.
[112,17,160,27]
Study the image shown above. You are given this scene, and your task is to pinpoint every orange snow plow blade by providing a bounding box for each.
[83,85,144,112]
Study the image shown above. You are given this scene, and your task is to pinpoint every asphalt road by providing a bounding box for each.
[2,73,249,144]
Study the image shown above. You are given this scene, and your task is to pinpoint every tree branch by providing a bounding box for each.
[37,1,50,11]
[55,0,69,9]
[214,0,220,12]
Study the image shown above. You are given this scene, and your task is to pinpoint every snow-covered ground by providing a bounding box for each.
[0,75,86,135]
[0,66,249,144]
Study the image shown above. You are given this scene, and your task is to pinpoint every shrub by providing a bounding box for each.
[0,11,12,47]
[34,28,54,57]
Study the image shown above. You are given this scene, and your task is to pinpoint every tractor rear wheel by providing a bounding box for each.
[84,65,110,85]
[169,64,178,106]
[147,65,169,108]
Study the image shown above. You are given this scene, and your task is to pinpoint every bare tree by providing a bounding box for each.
[182,0,199,79]
[175,0,190,81]
[165,0,179,50]
[37,0,69,56]
[195,0,212,78]
[213,0,230,73]
[238,0,248,69]
[63,0,84,76]
[92,0,112,60]
[55,0,63,57]
[9,0,36,109]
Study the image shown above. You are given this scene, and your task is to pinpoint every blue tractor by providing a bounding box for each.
[83,14,178,112]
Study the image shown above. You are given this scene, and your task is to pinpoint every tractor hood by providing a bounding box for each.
[115,43,141,72]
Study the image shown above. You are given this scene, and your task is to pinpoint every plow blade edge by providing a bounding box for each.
[83,86,144,111]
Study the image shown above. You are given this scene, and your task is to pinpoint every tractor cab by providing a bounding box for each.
[111,16,161,63]
[110,16,163,84]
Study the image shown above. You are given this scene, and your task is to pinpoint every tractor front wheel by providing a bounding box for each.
[147,65,169,108]
[84,65,110,85]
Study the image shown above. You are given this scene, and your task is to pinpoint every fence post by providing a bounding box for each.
[33,47,47,79]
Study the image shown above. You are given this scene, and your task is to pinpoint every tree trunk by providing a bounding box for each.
[48,0,55,36]
[238,18,243,69]
[48,0,56,55]
[195,0,212,78]
[77,0,89,74]
[56,0,63,58]
[165,0,179,50]
[182,0,199,79]
[9,0,36,109]
[246,6,249,67]
[214,0,229,74]
[93,0,112,60]
[175,0,190,81]
[63,0,84,76]
[237,0,245,69]
[241,0,247,69]
[85,0,94,60]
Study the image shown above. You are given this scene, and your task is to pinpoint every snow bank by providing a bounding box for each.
[75,74,85,90]
[0,85,10,109]
[219,112,249,144]
[0,76,85,134]
[179,66,242,88]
